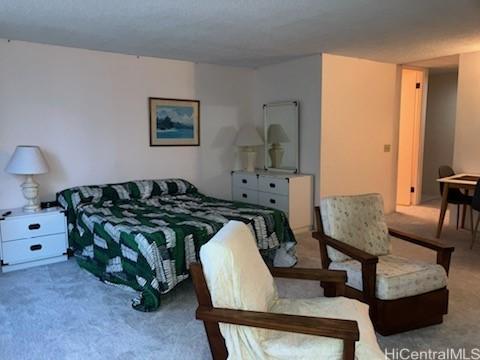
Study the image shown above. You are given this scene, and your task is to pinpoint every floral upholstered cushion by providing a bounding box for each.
[320,193,391,262]
[329,255,448,300]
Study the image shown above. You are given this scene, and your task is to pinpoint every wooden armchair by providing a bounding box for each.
[313,194,455,335]
[191,263,359,360]
[191,220,385,360]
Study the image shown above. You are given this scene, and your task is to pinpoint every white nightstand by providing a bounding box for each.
[0,207,68,272]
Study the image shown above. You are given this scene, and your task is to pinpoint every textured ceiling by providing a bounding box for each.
[407,55,459,69]
[1,1,480,68]
[408,55,460,74]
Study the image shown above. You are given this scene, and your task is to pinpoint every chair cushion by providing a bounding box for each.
[320,193,391,262]
[263,297,385,359]
[329,255,448,300]
[200,221,278,359]
[200,221,278,312]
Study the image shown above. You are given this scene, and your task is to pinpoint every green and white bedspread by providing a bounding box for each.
[57,179,296,311]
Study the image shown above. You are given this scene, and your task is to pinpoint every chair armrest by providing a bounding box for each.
[196,306,359,341]
[269,267,347,283]
[388,228,454,274]
[313,231,379,264]
[388,228,454,252]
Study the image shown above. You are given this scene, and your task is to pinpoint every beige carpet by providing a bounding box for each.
[0,200,478,359]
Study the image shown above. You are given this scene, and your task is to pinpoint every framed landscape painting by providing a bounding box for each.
[149,97,200,146]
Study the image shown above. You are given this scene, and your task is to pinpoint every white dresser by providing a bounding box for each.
[232,170,313,233]
[0,207,68,272]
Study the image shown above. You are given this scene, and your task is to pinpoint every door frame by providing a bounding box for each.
[396,66,429,206]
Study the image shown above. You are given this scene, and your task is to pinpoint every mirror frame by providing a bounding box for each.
[263,100,299,173]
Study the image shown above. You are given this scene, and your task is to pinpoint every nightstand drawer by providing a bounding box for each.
[2,233,67,265]
[232,173,258,190]
[232,188,258,204]
[258,192,289,213]
[1,213,65,241]
[258,176,289,195]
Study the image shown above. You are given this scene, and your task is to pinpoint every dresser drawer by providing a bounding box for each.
[258,192,289,214]
[232,172,258,190]
[1,213,65,241]
[233,188,258,204]
[258,176,289,195]
[2,233,67,265]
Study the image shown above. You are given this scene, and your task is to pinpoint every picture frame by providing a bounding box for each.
[149,97,200,146]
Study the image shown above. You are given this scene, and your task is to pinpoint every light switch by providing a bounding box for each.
[384,144,391,152]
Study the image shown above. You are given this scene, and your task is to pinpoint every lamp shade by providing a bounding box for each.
[235,125,264,147]
[5,146,49,175]
[267,124,290,144]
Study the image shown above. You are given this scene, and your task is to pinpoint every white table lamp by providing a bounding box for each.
[235,126,264,172]
[5,145,49,212]
[267,124,290,168]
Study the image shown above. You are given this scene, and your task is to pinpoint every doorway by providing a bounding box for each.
[396,68,427,206]
[421,70,459,202]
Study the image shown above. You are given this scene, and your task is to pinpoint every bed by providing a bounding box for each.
[57,178,297,311]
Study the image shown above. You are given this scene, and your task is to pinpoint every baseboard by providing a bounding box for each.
[293,225,313,235]
[1,255,68,273]
[420,194,441,203]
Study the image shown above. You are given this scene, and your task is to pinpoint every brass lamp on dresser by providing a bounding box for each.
[231,170,313,233]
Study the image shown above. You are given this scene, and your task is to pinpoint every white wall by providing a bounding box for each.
[253,55,322,203]
[422,71,458,199]
[453,51,480,173]
[320,53,401,213]
[0,41,405,213]
[0,40,253,208]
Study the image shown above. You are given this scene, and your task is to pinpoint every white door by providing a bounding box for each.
[396,68,425,206]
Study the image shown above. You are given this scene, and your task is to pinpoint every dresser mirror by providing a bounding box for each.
[263,101,299,173]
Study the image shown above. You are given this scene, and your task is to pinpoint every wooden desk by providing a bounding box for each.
[436,174,480,238]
